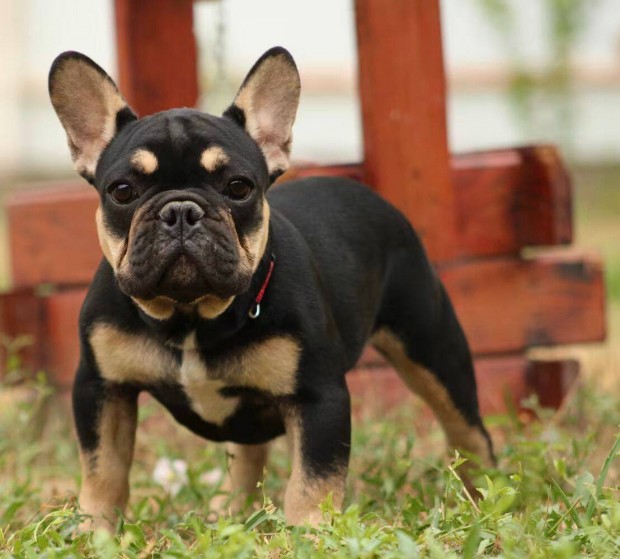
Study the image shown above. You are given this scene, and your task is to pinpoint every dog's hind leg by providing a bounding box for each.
[210,442,270,516]
[373,263,495,469]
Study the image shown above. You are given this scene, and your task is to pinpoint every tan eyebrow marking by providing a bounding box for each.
[130,149,158,174]
[200,146,230,172]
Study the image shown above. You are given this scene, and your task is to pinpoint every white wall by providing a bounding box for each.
[1,0,620,180]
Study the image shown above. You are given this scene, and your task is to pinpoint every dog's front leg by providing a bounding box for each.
[73,363,138,532]
[282,384,351,526]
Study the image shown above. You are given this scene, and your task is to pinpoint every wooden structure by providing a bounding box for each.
[0,0,605,416]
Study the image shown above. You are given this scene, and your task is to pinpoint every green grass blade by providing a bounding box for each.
[584,432,620,522]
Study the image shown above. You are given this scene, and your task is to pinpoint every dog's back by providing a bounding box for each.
[268,176,433,358]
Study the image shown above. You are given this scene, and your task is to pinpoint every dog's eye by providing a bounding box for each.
[225,179,253,201]
[109,183,135,204]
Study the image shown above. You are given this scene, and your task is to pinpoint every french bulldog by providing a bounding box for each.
[49,47,494,530]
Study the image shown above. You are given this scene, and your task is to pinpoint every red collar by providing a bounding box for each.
[248,253,275,319]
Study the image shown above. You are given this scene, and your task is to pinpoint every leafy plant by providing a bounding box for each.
[475,0,598,155]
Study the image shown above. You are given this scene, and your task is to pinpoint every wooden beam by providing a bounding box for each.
[355,0,457,261]
[0,288,46,379]
[7,182,100,288]
[43,288,87,389]
[440,253,606,354]
[3,252,604,376]
[347,355,580,417]
[114,0,198,115]
[452,145,572,256]
[288,145,573,258]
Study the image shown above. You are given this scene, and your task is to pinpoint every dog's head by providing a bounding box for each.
[49,48,300,320]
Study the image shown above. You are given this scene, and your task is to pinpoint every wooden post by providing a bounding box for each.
[355,0,456,261]
[114,0,198,116]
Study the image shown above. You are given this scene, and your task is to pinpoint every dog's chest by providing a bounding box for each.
[89,324,301,425]
[176,346,238,425]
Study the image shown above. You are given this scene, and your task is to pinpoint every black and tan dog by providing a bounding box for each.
[49,47,494,530]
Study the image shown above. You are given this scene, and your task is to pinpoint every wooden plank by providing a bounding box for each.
[355,0,457,261]
[114,0,198,115]
[279,163,364,185]
[0,281,579,418]
[525,359,580,410]
[440,253,606,354]
[0,283,580,413]
[347,356,579,417]
[0,287,87,387]
[0,288,46,378]
[7,182,99,287]
[288,145,572,258]
[453,145,572,257]
[43,288,87,389]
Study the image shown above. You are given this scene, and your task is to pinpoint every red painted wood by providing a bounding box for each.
[355,0,457,261]
[5,184,600,355]
[440,253,606,354]
[7,182,99,288]
[288,145,573,258]
[114,0,198,115]
[280,163,365,184]
[44,288,88,389]
[0,1,601,420]
[525,359,580,409]
[8,252,600,383]
[452,145,572,256]
[0,289,46,378]
[347,356,579,416]
[5,146,573,287]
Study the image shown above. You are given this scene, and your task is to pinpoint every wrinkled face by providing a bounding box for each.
[49,48,300,319]
[95,110,270,317]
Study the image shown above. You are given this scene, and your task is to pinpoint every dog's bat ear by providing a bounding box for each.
[49,52,137,183]
[223,47,300,182]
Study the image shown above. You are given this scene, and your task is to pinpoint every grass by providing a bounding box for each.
[1,164,619,557]
[573,165,620,302]
[0,372,619,558]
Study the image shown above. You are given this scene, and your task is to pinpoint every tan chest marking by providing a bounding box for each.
[179,333,301,424]
[90,324,177,384]
[179,336,240,425]
[223,334,300,395]
[89,325,301,425]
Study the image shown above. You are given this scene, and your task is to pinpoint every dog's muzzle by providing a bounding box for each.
[116,193,252,303]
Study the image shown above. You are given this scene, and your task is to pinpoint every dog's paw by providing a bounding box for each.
[76,513,116,534]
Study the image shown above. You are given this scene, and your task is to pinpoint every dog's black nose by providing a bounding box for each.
[158,201,205,232]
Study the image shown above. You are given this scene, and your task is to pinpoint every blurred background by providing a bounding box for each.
[2,1,620,171]
[0,0,618,384]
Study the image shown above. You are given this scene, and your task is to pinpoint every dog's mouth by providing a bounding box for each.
[156,252,212,304]
[118,240,252,304]
[115,194,255,305]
